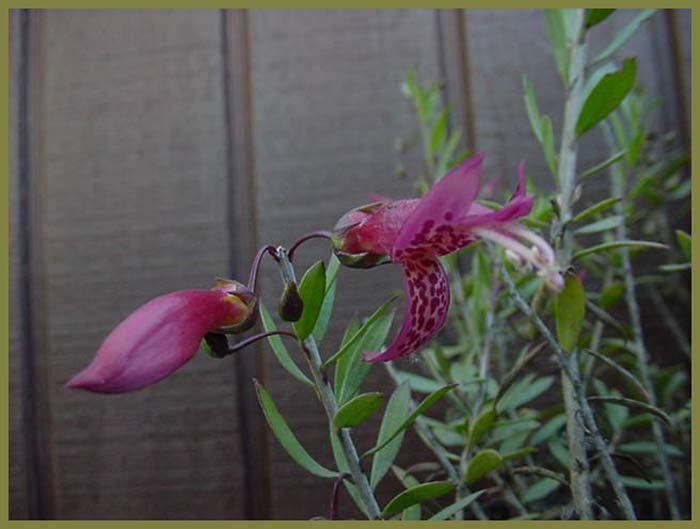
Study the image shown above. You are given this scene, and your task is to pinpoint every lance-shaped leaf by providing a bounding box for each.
[592,9,656,64]
[363,384,457,458]
[254,379,338,478]
[554,272,586,352]
[334,392,383,429]
[467,408,497,449]
[313,254,341,343]
[336,311,394,405]
[464,449,503,485]
[322,296,397,369]
[676,230,691,261]
[585,8,615,29]
[390,466,422,520]
[574,215,624,235]
[576,57,637,136]
[370,382,411,489]
[573,239,668,260]
[429,490,485,520]
[260,303,313,388]
[544,9,572,85]
[522,478,561,503]
[571,197,622,223]
[293,260,326,340]
[381,480,456,519]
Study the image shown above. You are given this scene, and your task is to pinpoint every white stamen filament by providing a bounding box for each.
[473,224,564,292]
[502,223,557,264]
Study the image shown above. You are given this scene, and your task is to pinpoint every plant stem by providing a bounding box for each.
[604,128,681,519]
[547,11,597,517]
[273,247,382,520]
[499,262,637,519]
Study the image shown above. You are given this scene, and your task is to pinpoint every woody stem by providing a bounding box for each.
[273,246,382,520]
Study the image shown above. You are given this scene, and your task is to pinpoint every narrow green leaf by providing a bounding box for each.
[522,478,561,503]
[363,384,457,458]
[571,197,622,223]
[464,449,503,485]
[618,441,684,458]
[675,230,691,261]
[544,9,571,85]
[390,467,422,520]
[334,392,383,429]
[467,409,497,449]
[337,311,394,404]
[579,150,626,180]
[523,76,543,143]
[431,109,448,154]
[259,304,313,388]
[585,8,615,28]
[599,281,625,309]
[293,260,326,340]
[659,262,691,273]
[548,437,569,469]
[576,57,637,136]
[436,129,462,178]
[312,254,340,343]
[254,380,337,478]
[530,414,567,445]
[573,240,668,260]
[588,396,671,425]
[621,476,665,490]
[574,215,624,234]
[503,446,537,461]
[495,342,545,405]
[592,9,656,64]
[541,115,557,177]
[429,490,485,520]
[322,296,397,369]
[390,370,443,393]
[554,273,586,352]
[382,481,456,519]
[370,382,411,489]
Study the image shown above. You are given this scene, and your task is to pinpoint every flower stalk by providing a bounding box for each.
[273,246,382,520]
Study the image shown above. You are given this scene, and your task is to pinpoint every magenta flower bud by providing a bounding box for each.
[66,286,255,393]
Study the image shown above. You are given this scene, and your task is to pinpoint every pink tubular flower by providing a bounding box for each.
[332,153,563,362]
[66,280,257,393]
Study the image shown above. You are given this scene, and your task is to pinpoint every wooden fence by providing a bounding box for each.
[9,9,690,519]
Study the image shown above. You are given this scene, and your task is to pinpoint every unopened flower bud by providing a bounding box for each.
[278,281,304,322]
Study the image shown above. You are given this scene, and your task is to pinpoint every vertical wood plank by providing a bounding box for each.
[33,10,245,519]
[462,9,684,193]
[248,9,443,519]
[9,9,29,519]
[221,9,271,519]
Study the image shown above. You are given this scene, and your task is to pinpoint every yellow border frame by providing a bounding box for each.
[0,3,695,527]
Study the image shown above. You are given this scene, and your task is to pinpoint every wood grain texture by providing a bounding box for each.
[33,9,244,519]
[9,9,29,519]
[248,9,443,519]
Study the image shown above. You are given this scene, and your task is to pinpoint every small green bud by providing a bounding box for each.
[201,332,230,359]
[278,281,304,322]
